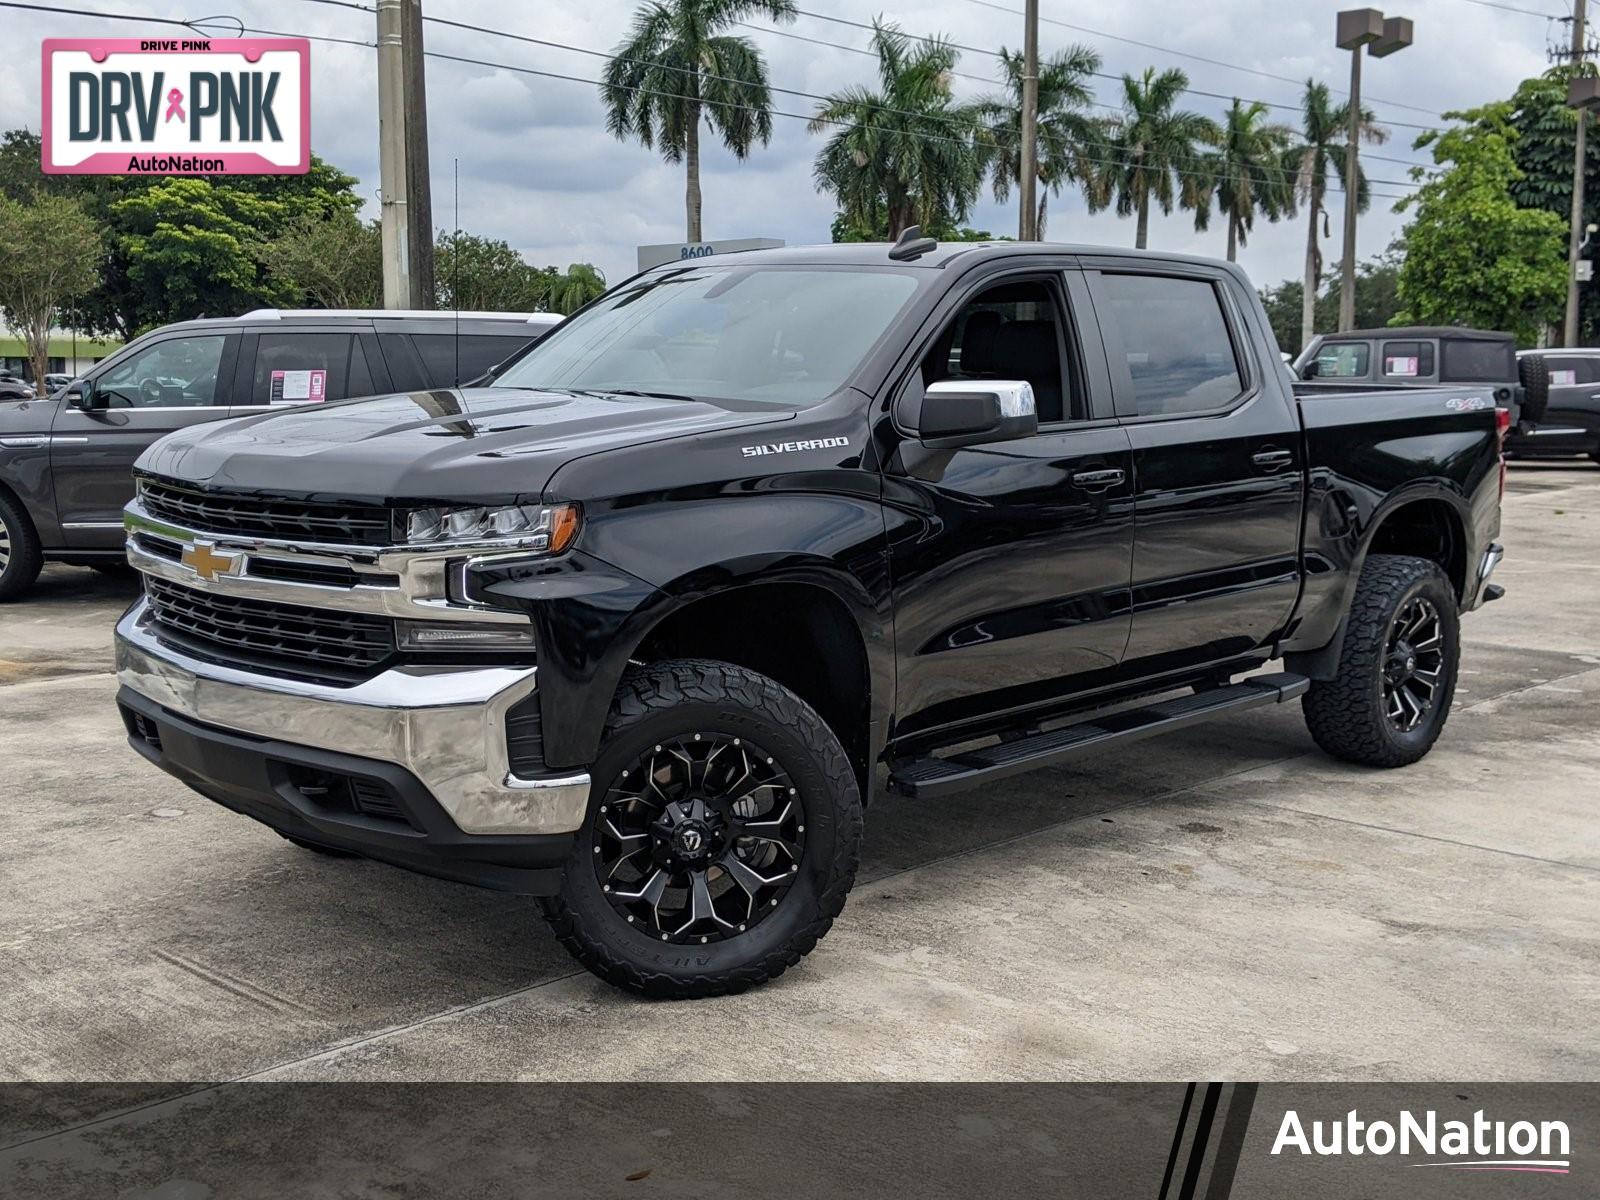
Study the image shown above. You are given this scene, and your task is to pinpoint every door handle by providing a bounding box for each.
[1252,447,1294,472]
[1071,467,1126,491]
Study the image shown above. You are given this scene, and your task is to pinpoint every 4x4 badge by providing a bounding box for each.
[180,541,242,581]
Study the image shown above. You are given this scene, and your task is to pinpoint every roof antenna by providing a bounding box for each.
[452,156,460,389]
[888,224,937,261]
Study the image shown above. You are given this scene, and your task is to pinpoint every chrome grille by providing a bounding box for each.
[144,577,394,680]
[139,478,393,547]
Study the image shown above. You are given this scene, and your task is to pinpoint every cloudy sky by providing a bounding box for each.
[3,0,1563,289]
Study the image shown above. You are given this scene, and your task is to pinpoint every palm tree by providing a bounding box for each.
[602,0,796,243]
[548,263,607,314]
[1287,79,1387,349]
[975,45,1103,239]
[810,21,986,240]
[1096,68,1222,250]
[1209,98,1294,262]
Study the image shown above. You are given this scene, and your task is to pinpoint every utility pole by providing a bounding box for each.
[1336,10,1412,332]
[1018,0,1039,240]
[376,0,411,309]
[1564,0,1589,346]
[402,0,435,309]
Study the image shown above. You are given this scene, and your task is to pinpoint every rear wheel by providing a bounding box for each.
[0,492,43,602]
[1302,554,1460,767]
[541,659,862,999]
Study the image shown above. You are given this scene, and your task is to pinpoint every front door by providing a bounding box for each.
[51,332,240,547]
[1084,265,1303,676]
[884,269,1135,743]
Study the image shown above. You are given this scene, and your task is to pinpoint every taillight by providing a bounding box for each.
[1495,406,1510,499]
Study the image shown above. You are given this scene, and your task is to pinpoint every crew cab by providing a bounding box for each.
[113,236,1508,998]
[0,308,559,600]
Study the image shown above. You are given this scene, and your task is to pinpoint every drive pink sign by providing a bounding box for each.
[42,37,309,175]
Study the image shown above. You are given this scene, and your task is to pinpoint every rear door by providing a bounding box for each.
[1532,353,1600,453]
[1084,263,1303,675]
[49,330,240,544]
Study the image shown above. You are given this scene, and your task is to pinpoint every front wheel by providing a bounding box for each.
[0,491,44,602]
[541,659,862,999]
[1302,554,1461,767]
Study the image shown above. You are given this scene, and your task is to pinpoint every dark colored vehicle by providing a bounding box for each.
[1294,324,1547,417]
[0,373,34,402]
[0,308,559,599]
[1508,348,1600,463]
[114,238,1507,998]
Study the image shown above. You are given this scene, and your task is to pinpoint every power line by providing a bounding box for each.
[4,1,1418,209]
[960,0,1445,118]
[1452,0,1562,16]
[785,5,1443,131]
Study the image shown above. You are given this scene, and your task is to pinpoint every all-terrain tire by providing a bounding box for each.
[1302,554,1460,767]
[1518,353,1550,425]
[540,659,863,999]
[0,491,44,602]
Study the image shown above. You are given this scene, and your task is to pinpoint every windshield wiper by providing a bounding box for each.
[582,387,702,403]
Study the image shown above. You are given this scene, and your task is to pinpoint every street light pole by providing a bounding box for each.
[1018,0,1040,240]
[1336,10,1412,332]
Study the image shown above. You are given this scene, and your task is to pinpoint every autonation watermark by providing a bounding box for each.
[1272,1107,1572,1174]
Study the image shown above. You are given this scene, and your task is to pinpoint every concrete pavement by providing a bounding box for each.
[1,466,1596,1084]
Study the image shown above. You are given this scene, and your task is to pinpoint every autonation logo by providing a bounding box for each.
[1272,1108,1572,1175]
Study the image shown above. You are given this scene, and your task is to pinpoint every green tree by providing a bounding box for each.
[1287,81,1386,351]
[1395,106,1566,342]
[828,210,999,242]
[1208,98,1293,262]
[259,212,383,309]
[1260,242,1405,356]
[602,0,795,243]
[547,263,608,314]
[811,21,987,240]
[0,192,102,387]
[975,44,1103,238]
[1471,68,1600,341]
[1094,68,1221,250]
[435,233,554,312]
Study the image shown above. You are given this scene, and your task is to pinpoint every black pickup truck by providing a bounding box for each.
[113,235,1508,998]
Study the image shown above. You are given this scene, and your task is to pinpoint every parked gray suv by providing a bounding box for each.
[0,308,560,600]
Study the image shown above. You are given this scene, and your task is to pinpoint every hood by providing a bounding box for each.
[137,387,796,503]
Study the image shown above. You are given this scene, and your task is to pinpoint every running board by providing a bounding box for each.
[887,672,1310,800]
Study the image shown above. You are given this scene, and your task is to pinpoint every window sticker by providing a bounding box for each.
[1551,369,1578,386]
[1385,355,1420,377]
[270,368,327,403]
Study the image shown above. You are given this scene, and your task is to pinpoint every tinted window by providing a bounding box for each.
[496,266,921,407]
[922,279,1078,422]
[412,334,537,387]
[1099,274,1245,415]
[1312,341,1371,379]
[1440,338,1515,383]
[1381,341,1435,378]
[248,333,375,406]
[95,336,227,409]
[1542,355,1593,386]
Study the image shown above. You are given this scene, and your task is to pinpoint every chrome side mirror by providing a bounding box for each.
[902,379,1038,449]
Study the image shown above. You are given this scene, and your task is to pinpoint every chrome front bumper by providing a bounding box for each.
[115,600,589,835]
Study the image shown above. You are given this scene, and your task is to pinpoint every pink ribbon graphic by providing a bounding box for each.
[164,88,185,123]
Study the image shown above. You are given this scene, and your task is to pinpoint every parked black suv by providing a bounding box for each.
[1507,347,1600,463]
[0,308,559,599]
[115,238,1507,998]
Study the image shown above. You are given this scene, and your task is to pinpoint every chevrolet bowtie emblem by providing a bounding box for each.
[180,541,241,581]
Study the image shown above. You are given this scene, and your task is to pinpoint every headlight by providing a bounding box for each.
[404,502,580,552]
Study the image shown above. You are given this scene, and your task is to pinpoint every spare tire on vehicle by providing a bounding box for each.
[1518,353,1550,424]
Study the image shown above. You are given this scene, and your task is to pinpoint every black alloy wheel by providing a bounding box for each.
[594,734,806,945]
[1382,596,1444,732]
